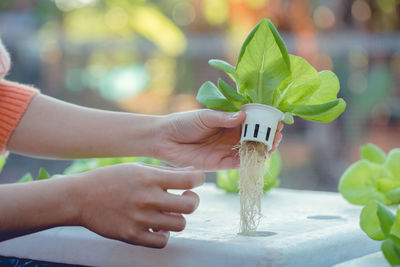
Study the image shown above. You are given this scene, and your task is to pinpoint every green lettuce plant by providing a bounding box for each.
[338,144,400,205]
[360,200,400,266]
[217,150,281,193]
[338,144,400,266]
[196,18,346,124]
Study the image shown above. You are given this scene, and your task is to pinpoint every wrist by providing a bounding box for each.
[126,113,166,159]
[56,175,85,226]
[150,113,176,162]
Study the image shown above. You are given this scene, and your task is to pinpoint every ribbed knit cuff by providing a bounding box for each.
[0,80,39,154]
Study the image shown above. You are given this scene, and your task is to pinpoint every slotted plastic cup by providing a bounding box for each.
[240,104,284,151]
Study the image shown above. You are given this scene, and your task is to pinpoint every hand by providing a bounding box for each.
[72,163,205,248]
[157,109,284,170]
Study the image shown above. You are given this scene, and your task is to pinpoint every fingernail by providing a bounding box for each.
[230,112,241,119]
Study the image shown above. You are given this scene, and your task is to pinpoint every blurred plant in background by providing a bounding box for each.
[217,151,281,194]
[0,0,399,191]
[16,157,162,182]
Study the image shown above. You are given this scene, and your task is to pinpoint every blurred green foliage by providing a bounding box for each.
[216,151,281,193]
[16,157,161,183]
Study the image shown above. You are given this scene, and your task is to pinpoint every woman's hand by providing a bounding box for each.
[157,109,283,170]
[73,163,205,248]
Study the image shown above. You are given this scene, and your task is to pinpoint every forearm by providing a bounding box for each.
[0,177,80,241]
[7,94,164,159]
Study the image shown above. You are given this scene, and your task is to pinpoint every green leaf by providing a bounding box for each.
[382,239,400,266]
[281,99,341,116]
[0,156,6,173]
[378,179,400,194]
[385,149,400,180]
[267,19,290,70]
[217,78,248,108]
[361,143,387,164]
[236,19,291,105]
[338,160,391,205]
[273,65,346,123]
[282,112,294,124]
[377,202,396,237]
[196,81,239,112]
[390,209,400,240]
[37,168,50,180]
[273,55,320,107]
[293,98,346,123]
[209,59,237,82]
[236,20,262,67]
[387,188,400,203]
[280,98,346,123]
[17,173,34,183]
[300,70,340,105]
[360,200,386,240]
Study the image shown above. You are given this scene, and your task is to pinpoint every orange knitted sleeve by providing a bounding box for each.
[0,39,39,154]
[0,80,39,153]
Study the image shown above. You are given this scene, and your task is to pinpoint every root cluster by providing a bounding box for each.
[238,141,268,235]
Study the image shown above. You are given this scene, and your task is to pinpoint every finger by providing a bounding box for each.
[158,190,200,214]
[273,132,283,145]
[268,144,277,156]
[138,230,170,249]
[137,163,195,172]
[149,212,187,232]
[197,109,245,129]
[277,122,284,132]
[218,155,240,170]
[156,169,205,190]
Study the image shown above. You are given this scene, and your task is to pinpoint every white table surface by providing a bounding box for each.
[0,183,380,267]
[334,252,389,267]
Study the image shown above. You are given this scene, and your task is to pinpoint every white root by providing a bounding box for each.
[238,141,268,235]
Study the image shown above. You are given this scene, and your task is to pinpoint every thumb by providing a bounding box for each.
[197,109,245,129]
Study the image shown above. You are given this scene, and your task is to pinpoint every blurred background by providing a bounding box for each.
[0,0,399,191]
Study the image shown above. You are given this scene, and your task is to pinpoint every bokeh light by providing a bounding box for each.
[105,7,129,32]
[376,0,396,14]
[98,65,149,101]
[349,46,369,70]
[247,0,268,10]
[390,51,400,75]
[85,64,108,88]
[348,70,368,94]
[53,0,97,12]
[39,41,62,64]
[203,0,229,25]
[172,2,196,26]
[313,6,336,30]
[65,68,86,92]
[130,5,187,56]
[351,0,371,22]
